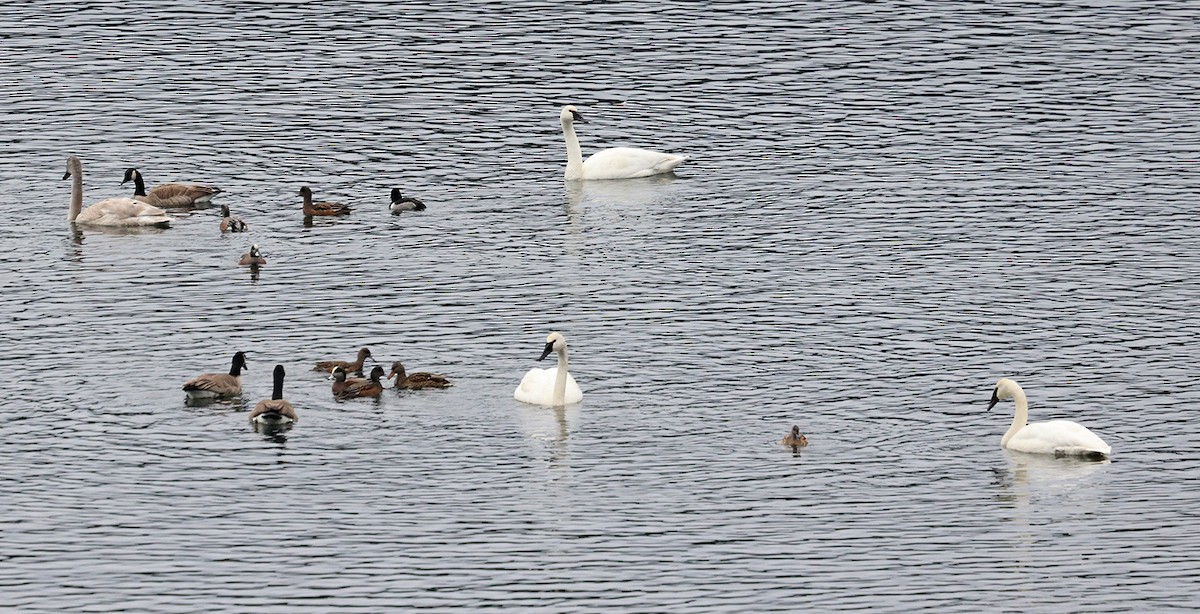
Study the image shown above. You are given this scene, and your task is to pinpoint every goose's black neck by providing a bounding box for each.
[272,366,285,400]
[229,353,246,376]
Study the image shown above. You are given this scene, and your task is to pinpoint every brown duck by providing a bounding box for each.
[122,168,222,208]
[220,204,248,232]
[387,361,452,389]
[330,366,350,396]
[300,186,351,216]
[781,425,808,448]
[249,364,297,424]
[315,347,373,376]
[238,244,266,266]
[182,351,247,399]
[336,365,385,399]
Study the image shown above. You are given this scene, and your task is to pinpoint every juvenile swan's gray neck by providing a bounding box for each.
[553,345,569,406]
[1002,384,1030,447]
[562,117,583,180]
[68,158,83,222]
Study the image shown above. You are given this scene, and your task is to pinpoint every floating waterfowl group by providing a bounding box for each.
[71,106,1109,459]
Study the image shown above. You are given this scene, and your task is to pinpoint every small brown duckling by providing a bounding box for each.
[387,361,452,389]
[315,347,373,376]
[249,365,297,424]
[781,425,808,448]
[300,186,351,216]
[220,204,248,232]
[337,365,385,399]
[238,244,266,266]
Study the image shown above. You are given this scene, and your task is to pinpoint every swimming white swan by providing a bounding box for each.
[987,377,1111,459]
[64,156,171,227]
[560,105,687,180]
[514,332,583,407]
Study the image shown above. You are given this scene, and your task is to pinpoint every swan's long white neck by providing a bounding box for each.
[562,116,583,180]
[68,160,83,222]
[553,345,569,406]
[1001,386,1029,446]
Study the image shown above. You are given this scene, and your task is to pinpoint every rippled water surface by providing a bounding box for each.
[2,1,1200,611]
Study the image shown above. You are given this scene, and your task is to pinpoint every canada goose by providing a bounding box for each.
[315,347,373,376]
[121,168,221,208]
[220,204,248,232]
[389,188,427,213]
[781,425,808,448]
[387,361,452,389]
[514,332,582,407]
[64,156,171,227]
[249,365,297,424]
[337,365,386,399]
[300,186,351,216]
[988,378,1111,459]
[238,244,266,266]
[182,351,247,399]
[560,105,688,180]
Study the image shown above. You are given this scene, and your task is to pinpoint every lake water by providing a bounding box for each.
[2,1,1199,611]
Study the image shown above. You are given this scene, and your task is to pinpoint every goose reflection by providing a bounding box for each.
[253,419,293,440]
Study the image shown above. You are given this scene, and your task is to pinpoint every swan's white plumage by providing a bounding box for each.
[515,366,583,406]
[561,105,686,181]
[514,332,583,407]
[990,378,1111,459]
[65,156,171,227]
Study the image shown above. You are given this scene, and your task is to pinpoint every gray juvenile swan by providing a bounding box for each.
[64,156,171,227]
[560,105,687,180]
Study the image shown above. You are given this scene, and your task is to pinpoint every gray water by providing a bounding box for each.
[2,1,1199,611]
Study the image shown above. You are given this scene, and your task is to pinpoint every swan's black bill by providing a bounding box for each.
[570,109,586,123]
[538,342,554,361]
[62,171,71,180]
[986,387,1000,411]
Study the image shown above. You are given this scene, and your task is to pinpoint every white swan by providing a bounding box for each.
[987,377,1111,459]
[64,156,171,227]
[514,332,583,407]
[560,105,687,180]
